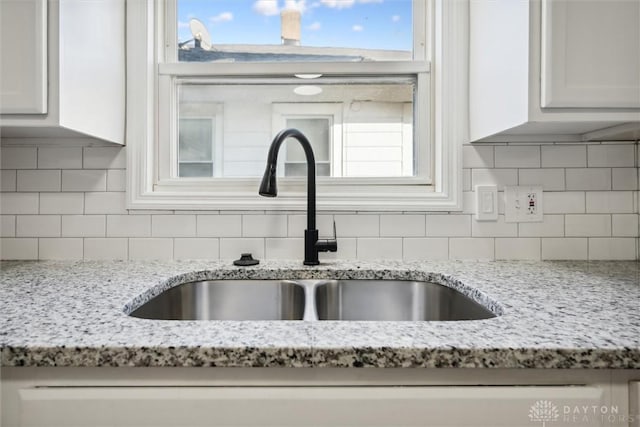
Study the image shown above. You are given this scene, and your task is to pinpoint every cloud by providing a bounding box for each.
[320,0,355,9]
[391,15,400,23]
[253,0,280,16]
[307,21,321,30]
[284,0,307,13]
[352,24,364,31]
[253,0,307,16]
[178,21,190,29]
[320,0,381,8]
[210,12,233,23]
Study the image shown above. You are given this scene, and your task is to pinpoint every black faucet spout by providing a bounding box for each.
[259,128,337,265]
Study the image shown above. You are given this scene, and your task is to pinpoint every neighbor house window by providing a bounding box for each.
[127,0,465,211]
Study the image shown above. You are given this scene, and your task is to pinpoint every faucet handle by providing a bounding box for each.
[316,221,338,253]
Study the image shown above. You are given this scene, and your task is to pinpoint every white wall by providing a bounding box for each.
[0,141,638,261]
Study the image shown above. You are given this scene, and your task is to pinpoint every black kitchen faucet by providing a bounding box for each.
[259,128,337,265]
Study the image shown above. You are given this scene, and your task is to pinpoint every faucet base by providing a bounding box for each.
[303,260,321,266]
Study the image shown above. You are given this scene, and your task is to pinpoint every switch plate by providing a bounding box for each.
[475,185,498,221]
[505,186,543,223]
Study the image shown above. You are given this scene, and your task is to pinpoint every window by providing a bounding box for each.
[127,0,466,211]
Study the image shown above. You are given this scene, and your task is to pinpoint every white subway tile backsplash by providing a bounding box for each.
[494,146,540,168]
[588,238,636,260]
[1,170,16,191]
[334,215,379,237]
[62,170,107,192]
[1,216,16,237]
[61,215,106,237]
[402,238,449,260]
[462,169,471,192]
[37,147,82,169]
[471,168,518,191]
[242,214,287,237]
[565,168,611,191]
[495,238,541,260]
[16,170,61,192]
[544,192,585,214]
[39,238,83,260]
[0,193,39,214]
[288,214,334,238]
[356,238,403,260]
[518,215,565,237]
[84,238,128,260]
[106,170,126,192]
[518,168,565,191]
[1,147,37,169]
[129,238,173,260]
[426,215,470,237]
[380,214,425,237]
[612,168,638,191]
[472,215,517,237]
[0,238,38,259]
[541,145,587,168]
[449,238,494,260]
[565,214,611,237]
[39,193,84,214]
[321,237,357,259]
[16,215,60,237]
[174,238,219,259]
[84,192,127,214]
[1,141,638,261]
[220,238,264,260]
[197,215,242,237]
[587,145,635,167]
[462,145,494,168]
[83,147,126,169]
[586,191,634,213]
[107,215,151,237]
[541,238,588,260]
[612,214,638,237]
[265,238,304,260]
[152,215,196,237]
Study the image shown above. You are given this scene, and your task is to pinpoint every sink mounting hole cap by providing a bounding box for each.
[233,253,259,266]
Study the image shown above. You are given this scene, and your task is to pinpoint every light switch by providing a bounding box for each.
[475,185,498,221]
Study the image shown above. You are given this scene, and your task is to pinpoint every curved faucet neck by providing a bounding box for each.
[266,129,316,231]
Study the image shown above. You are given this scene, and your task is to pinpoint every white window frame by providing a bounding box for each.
[126,0,466,211]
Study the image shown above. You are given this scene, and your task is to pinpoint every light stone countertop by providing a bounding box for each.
[0,260,638,368]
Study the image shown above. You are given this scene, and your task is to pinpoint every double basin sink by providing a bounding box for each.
[129,279,496,322]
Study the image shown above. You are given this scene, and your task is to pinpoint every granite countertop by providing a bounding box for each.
[0,260,638,369]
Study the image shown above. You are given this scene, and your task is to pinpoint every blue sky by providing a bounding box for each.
[178,0,412,51]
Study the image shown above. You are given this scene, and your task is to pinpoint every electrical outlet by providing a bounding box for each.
[505,186,543,223]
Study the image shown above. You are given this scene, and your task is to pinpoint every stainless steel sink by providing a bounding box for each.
[129,280,305,320]
[315,280,495,321]
[129,279,497,321]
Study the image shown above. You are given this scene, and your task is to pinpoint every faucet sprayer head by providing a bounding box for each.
[259,164,278,197]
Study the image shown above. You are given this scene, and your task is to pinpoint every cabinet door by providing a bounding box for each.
[632,381,640,427]
[16,386,607,427]
[541,0,640,108]
[0,0,47,114]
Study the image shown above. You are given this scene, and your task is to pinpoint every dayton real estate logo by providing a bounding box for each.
[529,400,560,426]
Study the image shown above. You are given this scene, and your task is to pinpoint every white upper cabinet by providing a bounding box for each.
[0,0,47,114]
[0,0,125,145]
[541,0,640,109]
[470,0,640,142]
